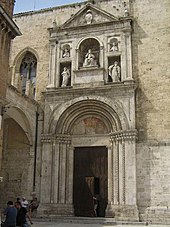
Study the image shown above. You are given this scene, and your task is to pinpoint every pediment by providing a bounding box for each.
[60,3,119,29]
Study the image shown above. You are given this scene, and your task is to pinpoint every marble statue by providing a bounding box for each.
[85,10,93,24]
[61,67,70,87]
[62,48,70,58]
[83,49,96,67]
[110,41,119,52]
[108,61,121,82]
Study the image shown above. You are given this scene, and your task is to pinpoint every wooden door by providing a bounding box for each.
[73,146,108,217]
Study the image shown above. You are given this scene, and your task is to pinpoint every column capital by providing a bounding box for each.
[110,130,137,142]
[41,133,55,143]
[56,135,71,144]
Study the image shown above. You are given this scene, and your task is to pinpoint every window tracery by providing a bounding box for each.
[20,52,37,96]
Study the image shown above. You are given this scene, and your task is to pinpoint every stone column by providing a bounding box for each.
[106,130,138,221]
[41,135,74,217]
[107,144,113,205]
[56,136,74,215]
[47,42,57,89]
[40,134,54,204]
[119,139,126,205]
[99,45,104,68]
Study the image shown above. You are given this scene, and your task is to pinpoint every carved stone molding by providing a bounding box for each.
[56,135,71,144]
[110,130,137,142]
[41,134,55,143]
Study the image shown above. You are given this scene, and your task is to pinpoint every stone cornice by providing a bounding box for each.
[44,82,136,99]
[0,5,21,37]
[110,130,137,142]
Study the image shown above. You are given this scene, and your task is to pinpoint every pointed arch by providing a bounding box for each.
[13,47,39,73]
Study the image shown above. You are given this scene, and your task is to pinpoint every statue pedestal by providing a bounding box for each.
[73,67,104,88]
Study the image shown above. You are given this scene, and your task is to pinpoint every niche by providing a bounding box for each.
[60,62,71,87]
[78,38,100,68]
[108,56,121,83]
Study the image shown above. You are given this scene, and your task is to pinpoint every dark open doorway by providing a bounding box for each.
[73,146,108,217]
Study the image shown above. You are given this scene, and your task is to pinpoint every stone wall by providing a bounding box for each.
[132,0,170,222]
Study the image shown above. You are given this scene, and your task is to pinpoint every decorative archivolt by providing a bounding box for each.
[48,96,130,134]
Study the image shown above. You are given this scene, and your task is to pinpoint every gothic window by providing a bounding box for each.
[20,52,37,96]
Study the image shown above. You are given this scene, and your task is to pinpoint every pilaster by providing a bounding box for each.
[106,130,139,221]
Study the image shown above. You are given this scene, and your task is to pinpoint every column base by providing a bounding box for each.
[106,204,139,221]
[37,203,74,217]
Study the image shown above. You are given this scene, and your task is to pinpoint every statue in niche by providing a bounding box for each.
[83,49,96,67]
[61,67,70,87]
[110,38,119,51]
[110,41,119,52]
[85,10,93,24]
[62,48,70,58]
[108,61,121,82]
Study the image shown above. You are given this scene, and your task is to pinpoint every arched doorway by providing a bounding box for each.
[40,98,138,220]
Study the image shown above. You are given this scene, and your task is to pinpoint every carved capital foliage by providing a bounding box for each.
[110,130,137,142]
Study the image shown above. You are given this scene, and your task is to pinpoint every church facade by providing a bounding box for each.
[1,0,170,223]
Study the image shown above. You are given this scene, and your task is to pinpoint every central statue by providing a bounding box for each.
[83,49,97,67]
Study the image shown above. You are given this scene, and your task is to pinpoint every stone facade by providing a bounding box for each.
[1,0,170,224]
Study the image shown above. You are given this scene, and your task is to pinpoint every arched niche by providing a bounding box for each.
[78,38,100,69]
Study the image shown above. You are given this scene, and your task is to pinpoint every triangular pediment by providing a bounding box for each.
[60,3,119,29]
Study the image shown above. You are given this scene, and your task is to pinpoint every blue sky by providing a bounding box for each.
[14,0,84,14]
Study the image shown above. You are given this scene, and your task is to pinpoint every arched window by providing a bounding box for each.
[20,52,37,96]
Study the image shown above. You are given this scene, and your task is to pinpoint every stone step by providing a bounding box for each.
[33,217,146,225]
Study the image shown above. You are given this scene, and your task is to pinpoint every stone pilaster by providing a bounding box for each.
[106,130,139,221]
[38,134,74,217]
[47,42,57,89]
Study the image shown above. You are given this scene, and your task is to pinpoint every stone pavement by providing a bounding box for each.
[31,218,170,227]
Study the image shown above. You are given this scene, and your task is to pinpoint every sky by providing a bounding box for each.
[14,0,84,14]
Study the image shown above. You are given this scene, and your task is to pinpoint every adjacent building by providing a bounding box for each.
[0,0,21,172]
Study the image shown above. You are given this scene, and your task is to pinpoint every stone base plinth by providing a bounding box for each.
[106,204,139,221]
[37,203,74,217]
[73,68,104,87]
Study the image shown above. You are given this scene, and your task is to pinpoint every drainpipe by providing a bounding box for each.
[33,110,39,192]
